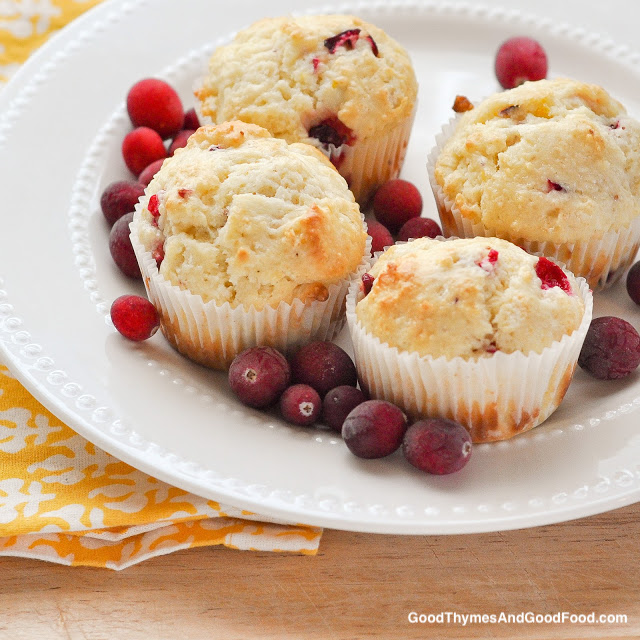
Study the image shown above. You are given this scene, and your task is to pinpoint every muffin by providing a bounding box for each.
[346,236,593,443]
[429,78,640,290]
[194,14,418,205]
[130,121,369,369]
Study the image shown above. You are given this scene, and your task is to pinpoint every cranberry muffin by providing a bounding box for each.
[131,121,369,369]
[195,14,418,205]
[430,78,640,289]
[347,236,592,442]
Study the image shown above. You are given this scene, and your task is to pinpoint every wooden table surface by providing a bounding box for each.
[2,502,638,640]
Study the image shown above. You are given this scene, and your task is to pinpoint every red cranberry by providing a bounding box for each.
[148,194,160,221]
[122,127,167,176]
[578,316,640,380]
[402,418,472,475]
[361,273,375,296]
[322,385,366,433]
[110,295,159,341]
[547,179,565,193]
[168,129,196,156]
[126,78,184,139]
[494,36,548,89]
[324,29,378,56]
[477,248,499,273]
[182,107,200,130]
[342,400,407,459]
[363,34,379,56]
[396,217,442,243]
[152,243,165,268]
[626,261,640,305]
[535,256,572,294]
[308,116,355,148]
[290,341,357,397]
[138,159,165,187]
[280,384,321,426]
[109,212,141,279]
[366,220,394,256]
[373,179,423,234]
[228,347,291,408]
[100,180,145,227]
[324,29,361,53]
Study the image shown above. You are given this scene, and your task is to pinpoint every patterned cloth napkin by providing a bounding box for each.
[0,1,322,569]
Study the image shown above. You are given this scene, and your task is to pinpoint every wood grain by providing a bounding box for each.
[1,503,638,640]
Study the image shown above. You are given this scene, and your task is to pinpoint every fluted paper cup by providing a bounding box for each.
[130,213,371,370]
[346,266,593,443]
[336,107,416,206]
[427,116,640,291]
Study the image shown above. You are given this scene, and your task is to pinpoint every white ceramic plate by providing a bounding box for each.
[1,0,640,534]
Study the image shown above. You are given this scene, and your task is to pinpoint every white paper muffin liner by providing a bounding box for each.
[427,116,640,291]
[337,108,416,206]
[346,259,593,443]
[130,214,371,370]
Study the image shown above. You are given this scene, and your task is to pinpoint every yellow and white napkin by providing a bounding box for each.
[0,1,322,569]
[0,366,322,569]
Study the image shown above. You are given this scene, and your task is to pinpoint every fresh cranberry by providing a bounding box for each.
[342,400,407,458]
[535,257,572,294]
[228,347,291,409]
[494,36,548,89]
[402,418,472,475]
[361,273,375,296]
[100,180,145,227]
[122,127,167,176]
[366,220,394,256]
[626,261,640,305]
[280,384,322,426]
[110,295,159,341]
[322,385,366,433]
[578,316,640,380]
[168,129,196,156]
[373,179,423,234]
[182,107,200,130]
[396,217,442,243]
[290,341,357,397]
[126,78,184,139]
[109,212,141,279]
[138,158,165,187]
